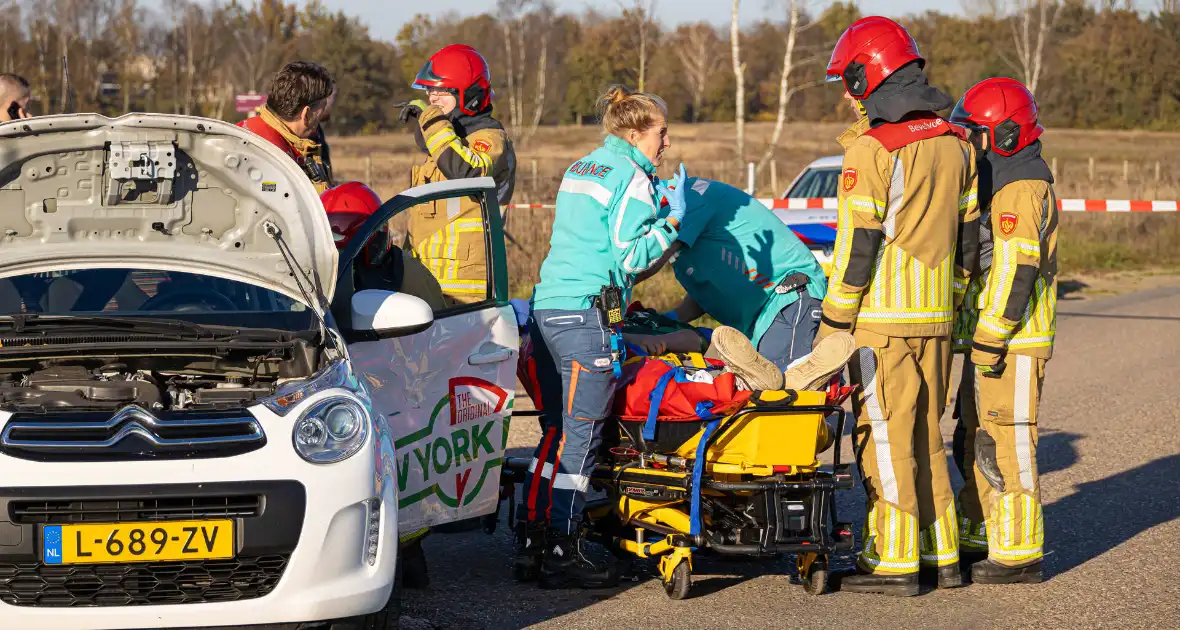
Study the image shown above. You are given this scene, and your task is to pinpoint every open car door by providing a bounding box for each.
[337,178,518,534]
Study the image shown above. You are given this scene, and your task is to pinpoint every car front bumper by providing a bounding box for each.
[0,414,399,630]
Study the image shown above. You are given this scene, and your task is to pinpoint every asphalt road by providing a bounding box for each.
[400,283,1180,630]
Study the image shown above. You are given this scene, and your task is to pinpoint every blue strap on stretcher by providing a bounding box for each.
[642,367,680,442]
[690,418,719,537]
[638,361,720,537]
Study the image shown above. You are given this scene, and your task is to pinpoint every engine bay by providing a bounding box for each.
[0,353,316,413]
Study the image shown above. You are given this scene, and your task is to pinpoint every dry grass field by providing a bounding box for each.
[330,121,1180,306]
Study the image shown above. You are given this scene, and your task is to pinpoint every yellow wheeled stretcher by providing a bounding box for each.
[501,359,856,599]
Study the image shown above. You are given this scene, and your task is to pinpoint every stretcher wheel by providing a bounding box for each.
[663,560,692,600]
[801,555,828,596]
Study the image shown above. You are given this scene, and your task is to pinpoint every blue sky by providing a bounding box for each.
[377,0,957,42]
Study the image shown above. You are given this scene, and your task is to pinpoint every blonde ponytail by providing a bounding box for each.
[597,84,668,139]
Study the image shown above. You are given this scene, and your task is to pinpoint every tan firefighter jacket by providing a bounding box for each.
[407,104,516,307]
[954,179,1058,361]
[821,115,979,338]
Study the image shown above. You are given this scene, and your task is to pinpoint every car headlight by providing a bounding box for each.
[292,396,370,464]
[263,360,360,417]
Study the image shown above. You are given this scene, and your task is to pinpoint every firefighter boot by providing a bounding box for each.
[834,569,920,597]
[920,565,964,589]
[960,549,988,569]
[539,530,619,589]
[971,559,1044,585]
[512,520,546,582]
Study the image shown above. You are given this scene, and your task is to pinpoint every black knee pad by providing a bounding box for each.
[974,429,1006,492]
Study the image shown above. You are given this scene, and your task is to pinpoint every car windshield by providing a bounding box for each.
[786,168,841,199]
[0,268,308,320]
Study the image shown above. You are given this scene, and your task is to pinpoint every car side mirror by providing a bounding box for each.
[346,290,433,341]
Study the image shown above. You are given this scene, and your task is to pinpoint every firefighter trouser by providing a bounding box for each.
[953,355,1046,567]
[850,330,958,574]
[520,308,617,535]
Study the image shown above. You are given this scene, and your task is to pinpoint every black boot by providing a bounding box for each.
[971,559,1043,584]
[833,568,920,597]
[919,564,963,589]
[512,521,546,582]
[960,549,988,568]
[539,529,619,589]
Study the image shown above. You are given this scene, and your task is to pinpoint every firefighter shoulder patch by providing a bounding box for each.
[471,139,491,153]
[842,168,858,192]
[999,212,1019,236]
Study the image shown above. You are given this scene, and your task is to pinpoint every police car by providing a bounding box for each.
[781,156,841,274]
[0,114,518,629]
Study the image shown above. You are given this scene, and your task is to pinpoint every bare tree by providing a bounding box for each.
[757,0,819,172]
[616,0,656,92]
[731,0,745,163]
[524,3,554,141]
[113,0,140,112]
[497,0,553,141]
[497,0,522,129]
[1161,0,1180,13]
[1001,0,1064,94]
[674,23,721,122]
[27,1,53,106]
[225,0,297,96]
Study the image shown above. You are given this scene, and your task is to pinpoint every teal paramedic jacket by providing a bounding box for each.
[533,135,680,310]
[670,178,827,347]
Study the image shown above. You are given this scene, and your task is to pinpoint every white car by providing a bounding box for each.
[0,114,519,629]
[780,156,841,274]
[781,155,842,200]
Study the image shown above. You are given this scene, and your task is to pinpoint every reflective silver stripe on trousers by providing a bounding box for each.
[527,459,554,479]
[1014,355,1035,492]
[554,473,590,492]
[859,347,899,504]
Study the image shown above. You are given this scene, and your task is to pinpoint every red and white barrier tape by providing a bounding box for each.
[504,198,1180,212]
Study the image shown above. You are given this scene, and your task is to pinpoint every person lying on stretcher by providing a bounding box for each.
[512,300,852,396]
[622,309,852,392]
[625,176,855,391]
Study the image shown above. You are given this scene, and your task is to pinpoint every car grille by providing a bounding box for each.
[0,405,266,461]
[0,555,289,607]
[9,495,263,525]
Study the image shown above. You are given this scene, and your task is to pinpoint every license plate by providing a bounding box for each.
[42,520,234,565]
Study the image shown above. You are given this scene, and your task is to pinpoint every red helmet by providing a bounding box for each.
[826,16,924,99]
[950,77,1043,157]
[320,182,391,267]
[412,44,494,116]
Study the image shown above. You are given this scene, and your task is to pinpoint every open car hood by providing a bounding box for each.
[0,114,337,310]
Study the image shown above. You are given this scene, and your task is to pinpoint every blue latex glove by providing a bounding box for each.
[655,163,689,223]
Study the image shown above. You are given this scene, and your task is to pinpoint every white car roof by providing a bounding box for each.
[806,155,843,169]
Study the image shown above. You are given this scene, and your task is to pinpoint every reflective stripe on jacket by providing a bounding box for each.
[533,135,679,311]
[407,105,515,306]
[954,179,1058,359]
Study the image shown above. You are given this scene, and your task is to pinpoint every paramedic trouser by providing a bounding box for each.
[953,356,1046,566]
[522,307,617,535]
[850,330,959,574]
[757,289,823,371]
